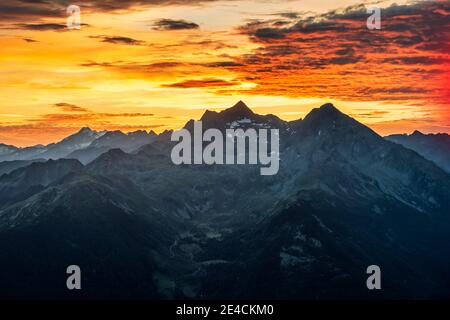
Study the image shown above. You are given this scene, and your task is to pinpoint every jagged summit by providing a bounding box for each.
[411,130,424,136]
[192,100,286,131]
[303,102,346,125]
[196,101,254,129]
[79,127,94,133]
[317,103,342,115]
[200,100,254,122]
[228,100,254,114]
[63,127,97,140]
[101,130,126,137]
[221,100,254,118]
[386,130,450,173]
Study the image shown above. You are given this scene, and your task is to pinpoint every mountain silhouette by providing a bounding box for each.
[66,130,157,164]
[213,100,255,119]
[0,101,449,299]
[0,127,158,165]
[386,131,450,173]
[0,127,104,162]
[0,143,19,157]
[184,100,287,133]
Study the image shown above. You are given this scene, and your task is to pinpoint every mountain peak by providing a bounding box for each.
[103,130,126,137]
[57,127,98,146]
[231,100,251,110]
[198,101,255,128]
[127,130,148,137]
[219,100,254,119]
[78,127,94,134]
[411,130,424,137]
[298,102,380,139]
[318,103,340,114]
[228,100,253,115]
[304,103,344,123]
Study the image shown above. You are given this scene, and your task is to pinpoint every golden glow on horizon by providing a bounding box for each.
[0,0,448,146]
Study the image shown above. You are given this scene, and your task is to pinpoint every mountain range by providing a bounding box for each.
[0,101,449,299]
[0,127,158,165]
[386,130,450,173]
[1,101,448,173]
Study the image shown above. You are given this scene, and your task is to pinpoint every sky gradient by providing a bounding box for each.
[0,0,449,146]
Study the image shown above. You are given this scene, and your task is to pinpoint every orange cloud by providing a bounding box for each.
[0,0,448,148]
[219,1,450,131]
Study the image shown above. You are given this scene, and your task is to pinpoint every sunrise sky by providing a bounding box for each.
[0,0,449,146]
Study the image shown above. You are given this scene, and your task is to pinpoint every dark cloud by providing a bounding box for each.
[152,19,199,31]
[328,55,363,65]
[142,62,183,68]
[23,38,38,42]
[180,39,237,50]
[67,0,226,12]
[203,61,244,67]
[78,60,200,79]
[290,20,349,34]
[89,35,146,46]
[229,0,450,106]
[148,39,237,51]
[277,12,300,19]
[240,0,449,51]
[0,2,63,21]
[54,103,89,113]
[162,78,239,88]
[334,47,355,56]
[357,87,431,95]
[351,110,390,118]
[79,59,246,77]
[254,28,285,39]
[0,0,227,21]
[272,20,290,27]
[51,103,154,118]
[79,61,122,68]
[382,56,448,65]
[15,23,67,31]
[9,22,89,31]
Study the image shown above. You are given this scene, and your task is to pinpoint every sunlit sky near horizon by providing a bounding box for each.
[0,0,449,146]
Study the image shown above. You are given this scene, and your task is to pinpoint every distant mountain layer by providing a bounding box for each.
[0,101,449,299]
[0,128,101,162]
[0,127,157,165]
[386,131,450,173]
[65,130,158,164]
